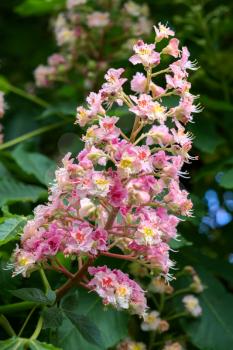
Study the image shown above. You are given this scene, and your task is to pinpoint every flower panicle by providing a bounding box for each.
[12,24,200,316]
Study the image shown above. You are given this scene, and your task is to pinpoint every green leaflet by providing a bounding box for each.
[15,0,66,16]
[12,145,56,186]
[0,178,46,207]
[56,289,128,350]
[0,217,27,246]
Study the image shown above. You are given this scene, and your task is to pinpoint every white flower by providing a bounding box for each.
[190,275,204,293]
[163,342,183,350]
[182,294,202,317]
[0,91,5,118]
[66,0,86,9]
[115,284,132,309]
[124,1,142,17]
[87,12,110,28]
[149,277,173,294]
[79,198,96,218]
[141,310,161,331]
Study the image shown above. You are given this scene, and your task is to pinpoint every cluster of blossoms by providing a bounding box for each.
[34,0,152,89]
[13,24,200,317]
[88,266,146,315]
[0,91,5,144]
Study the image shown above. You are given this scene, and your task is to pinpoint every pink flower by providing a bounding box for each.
[153,150,169,169]
[132,17,152,36]
[87,12,110,28]
[166,68,191,94]
[164,180,193,216]
[175,47,198,71]
[108,174,127,207]
[34,65,56,87]
[147,243,172,275]
[162,38,180,58]
[131,72,147,93]
[81,146,107,166]
[66,223,108,255]
[150,83,165,97]
[75,106,92,127]
[130,94,153,117]
[0,92,5,118]
[88,266,147,315]
[66,0,86,9]
[48,53,67,67]
[147,125,173,146]
[154,23,174,42]
[170,93,202,124]
[86,92,105,116]
[130,94,167,123]
[129,40,160,67]
[98,116,121,141]
[102,68,127,94]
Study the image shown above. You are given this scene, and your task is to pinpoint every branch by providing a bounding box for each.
[101,251,136,261]
[55,257,94,301]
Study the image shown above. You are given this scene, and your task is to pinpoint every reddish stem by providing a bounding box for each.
[56,257,94,300]
[78,281,92,290]
[104,207,119,230]
[101,251,136,261]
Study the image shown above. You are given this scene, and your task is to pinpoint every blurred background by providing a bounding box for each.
[0,0,233,349]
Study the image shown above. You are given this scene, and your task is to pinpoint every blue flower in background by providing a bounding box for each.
[223,191,233,212]
[199,188,233,233]
[216,208,232,226]
[229,253,233,264]
[204,190,220,214]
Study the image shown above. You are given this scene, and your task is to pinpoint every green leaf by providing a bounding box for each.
[15,0,66,16]
[0,162,12,178]
[189,117,225,154]
[0,75,11,93]
[10,288,55,305]
[201,95,233,112]
[56,289,128,350]
[0,178,46,207]
[0,338,25,350]
[0,260,22,301]
[40,103,76,120]
[63,312,104,348]
[46,290,57,304]
[0,217,27,246]
[42,306,64,329]
[61,291,103,347]
[219,168,233,189]
[169,235,192,249]
[12,145,56,186]
[0,338,62,350]
[181,269,233,350]
[60,291,79,312]
[29,340,62,350]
